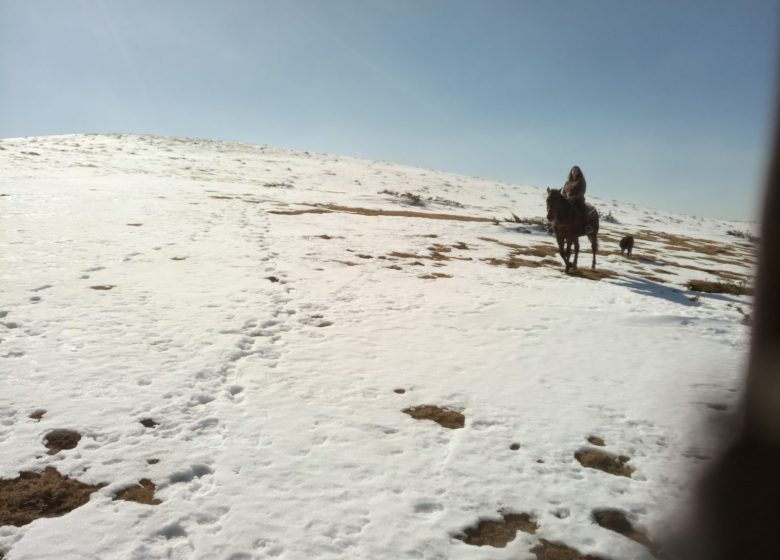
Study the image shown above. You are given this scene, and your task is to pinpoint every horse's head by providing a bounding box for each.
[546,187,562,221]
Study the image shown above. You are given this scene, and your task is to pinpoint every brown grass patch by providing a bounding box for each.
[587,436,605,447]
[44,429,81,454]
[483,257,541,269]
[403,405,464,429]
[114,479,161,505]
[457,512,538,547]
[89,284,115,290]
[574,449,634,477]
[687,279,751,296]
[0,467,106,527]
[29,409,46,422]
[321,204,494,222]
[419,273,452,279]
[592,509,655,551]
[269,208,332,215]
[171,256,187,261]
[566,269,618,281]
[531,539,609,560]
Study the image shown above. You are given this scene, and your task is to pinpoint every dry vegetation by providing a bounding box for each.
[402,405,465,429]
[687,279,751,296]
[457,511,538,547]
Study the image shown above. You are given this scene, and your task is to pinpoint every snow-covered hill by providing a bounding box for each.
[0,134,755,560]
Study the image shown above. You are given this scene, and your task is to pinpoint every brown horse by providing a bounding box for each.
[546,188,599,271]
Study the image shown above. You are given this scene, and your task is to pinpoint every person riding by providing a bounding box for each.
[562,165,592,233]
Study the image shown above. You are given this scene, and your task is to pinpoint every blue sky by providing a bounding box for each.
[1,1,777,220]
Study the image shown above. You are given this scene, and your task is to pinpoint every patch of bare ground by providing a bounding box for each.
[319,204,495,222]
[147,458,160,465]
[587,436,605,447]
[575,448,634,477]
[637,229,740,257]
[386,265,402,270]
[114,479,161,505]
[394,388,406,394]
[531,539,609,560]
[0,467,106,527]
[29,409,46,422]
[483,256,542,269]
[126,223,142,227]
[403,405,464,429]
[481,238,560,260]
[457,512,538,547]
[90,284,115,290]
[419,273,452,279]
[687,279,751,296]
[140,418,159,428]
[334,260,360,266]
[592,509,656,552]
[637,273,667,283]
[171,256,187,261]
[269,208,332,215]
[209,195,233,200]
[566,269,618,281]
[44,429,81,454]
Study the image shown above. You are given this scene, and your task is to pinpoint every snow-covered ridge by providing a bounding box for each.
[0,134,753,559]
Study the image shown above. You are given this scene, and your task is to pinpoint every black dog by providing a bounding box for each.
[620,235,634,256]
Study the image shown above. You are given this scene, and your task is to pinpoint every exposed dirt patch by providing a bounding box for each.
[147,458,160,465]
[687,279,751,296]
[587,436,605,447]
[89,284,115,290]
[114,479,161,505]
[403,405,464,429]
[320,204,495,222]
[171,256,187,261]
[140,418,159,428]
[531,539,608,560]
[266,276,279,283]
[510,443,521,451]
[575,448,634,477]
[126,223,143,227]
[566,269,618,281]
[209,195,233,200]
[334,260,360,266]
[419,273,453,279]
[44,429,82,454]
[386,265,403,270]
[394,389,406,394]
[357,254,373,259]
[29,409,46,422]
[592,508,655,551]
[457,512,538,547]
[0,467,106,527]
[316,321,334,327]
[269,208,332,215]
[483,256,542,269]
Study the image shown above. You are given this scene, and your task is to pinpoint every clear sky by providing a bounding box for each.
[1,1,777,220]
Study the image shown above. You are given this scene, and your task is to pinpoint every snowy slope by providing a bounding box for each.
[0,134,754,560]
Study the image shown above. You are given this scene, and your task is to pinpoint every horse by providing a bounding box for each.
[546,188,599,271]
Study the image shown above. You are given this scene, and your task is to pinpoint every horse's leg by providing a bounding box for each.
[564,238,572,271]
[589,233,598,269]
[573,237,580,270]
[556,235,568,269]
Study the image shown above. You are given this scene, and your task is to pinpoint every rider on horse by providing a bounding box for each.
[562,165,593,234]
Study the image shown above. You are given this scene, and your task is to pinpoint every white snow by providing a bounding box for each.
[0,134,754,559]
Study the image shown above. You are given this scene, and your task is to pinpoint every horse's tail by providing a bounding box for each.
[589,210,600,251]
